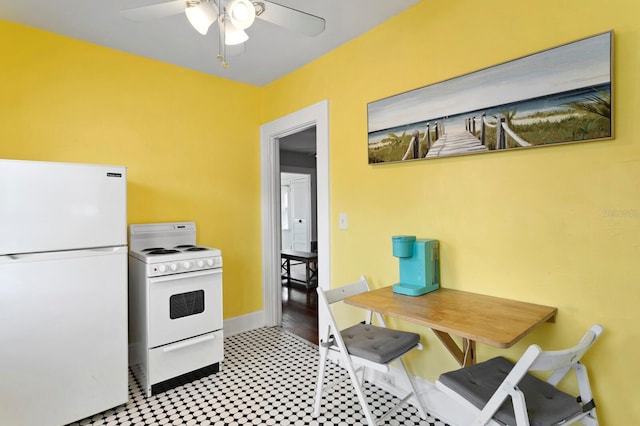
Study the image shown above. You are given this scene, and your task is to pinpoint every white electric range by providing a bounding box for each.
[128,222,223,396]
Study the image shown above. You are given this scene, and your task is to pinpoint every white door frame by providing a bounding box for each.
[260,100,330,327]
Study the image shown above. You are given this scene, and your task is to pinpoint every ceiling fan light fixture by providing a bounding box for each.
[185,1,219,35]
[224,21,249,45]
[227,0,256,30]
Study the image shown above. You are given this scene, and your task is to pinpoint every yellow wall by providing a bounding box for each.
[2,0,640,423]
[0,20,263,318]
[263,0,639,424]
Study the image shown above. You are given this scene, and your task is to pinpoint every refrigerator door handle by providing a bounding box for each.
[0,255,18,264]
[0,246,127,264]
[89,246,128,253]
[0,254,32,262]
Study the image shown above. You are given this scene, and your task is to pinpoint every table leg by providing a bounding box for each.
[281,258,291,286]
[308,262,318,285]
[432,330,477,366]
[462,339,476,366]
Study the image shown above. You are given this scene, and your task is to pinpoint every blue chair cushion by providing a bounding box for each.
[340,323,420,364]
[438,356,583,426]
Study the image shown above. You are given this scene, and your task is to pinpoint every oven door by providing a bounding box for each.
[147,268,222,348]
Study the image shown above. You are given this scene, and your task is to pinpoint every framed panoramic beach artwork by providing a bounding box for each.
[367,31,613,164]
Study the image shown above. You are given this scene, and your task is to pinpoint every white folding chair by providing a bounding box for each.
[313,275,428,425]
[436,324,603,426]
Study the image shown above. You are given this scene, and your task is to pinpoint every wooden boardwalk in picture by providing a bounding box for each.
[425,129,488,158]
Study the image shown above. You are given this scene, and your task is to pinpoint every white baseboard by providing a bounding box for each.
[223,310,266,337]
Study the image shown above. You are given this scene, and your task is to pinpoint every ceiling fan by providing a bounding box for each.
[121,0,326,67]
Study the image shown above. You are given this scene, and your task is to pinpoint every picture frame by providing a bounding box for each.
[367,31,613,164]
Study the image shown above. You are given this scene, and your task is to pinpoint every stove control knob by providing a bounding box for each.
[170,263,178,272]
[206,258,215,267]
[196,259,204,268]
[182,261,192,269]
[158,264,167,273]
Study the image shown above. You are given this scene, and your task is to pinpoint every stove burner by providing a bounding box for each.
[146,249,180,255]
[173,244,209,252]
[142,247,165,252]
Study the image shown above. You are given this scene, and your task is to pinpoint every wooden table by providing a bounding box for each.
[281,250,318,288]
[344,286,557,366]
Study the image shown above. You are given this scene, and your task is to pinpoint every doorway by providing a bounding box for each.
[279,135,317,343]
[260,100,330,341]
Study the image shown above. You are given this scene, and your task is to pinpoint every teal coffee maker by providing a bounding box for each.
[392,235,439,296]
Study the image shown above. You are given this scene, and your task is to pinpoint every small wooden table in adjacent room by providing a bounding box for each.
[281,249,318,288]
[344,286,557,366]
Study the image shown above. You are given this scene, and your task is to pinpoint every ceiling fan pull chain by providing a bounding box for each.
[215,0,227,67]
[221,3,229,67]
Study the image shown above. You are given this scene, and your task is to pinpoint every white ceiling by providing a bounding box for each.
[0,0,421,87]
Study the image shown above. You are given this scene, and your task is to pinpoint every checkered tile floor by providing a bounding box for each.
[69,327,448,425]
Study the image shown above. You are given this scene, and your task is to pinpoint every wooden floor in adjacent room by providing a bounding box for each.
[282,280,318,345]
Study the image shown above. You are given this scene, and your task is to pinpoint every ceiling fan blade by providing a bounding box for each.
[256,1,325,37]
[120,0,186,22]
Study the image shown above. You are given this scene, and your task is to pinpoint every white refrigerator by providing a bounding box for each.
[0,159,128,426]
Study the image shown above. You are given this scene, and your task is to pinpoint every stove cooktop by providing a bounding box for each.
[128,222,223,276]
[130,245,222,264]
[142,245,210,255]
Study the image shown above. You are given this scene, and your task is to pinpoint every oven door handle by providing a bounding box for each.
[150,268,222,283]
[162,334,217,353]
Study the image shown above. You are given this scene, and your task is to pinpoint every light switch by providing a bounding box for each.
[339,213,348,230]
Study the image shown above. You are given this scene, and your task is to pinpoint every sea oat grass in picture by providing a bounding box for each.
[367,31,613,164]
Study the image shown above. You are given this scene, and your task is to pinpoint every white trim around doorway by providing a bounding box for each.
[260,100,330,328]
